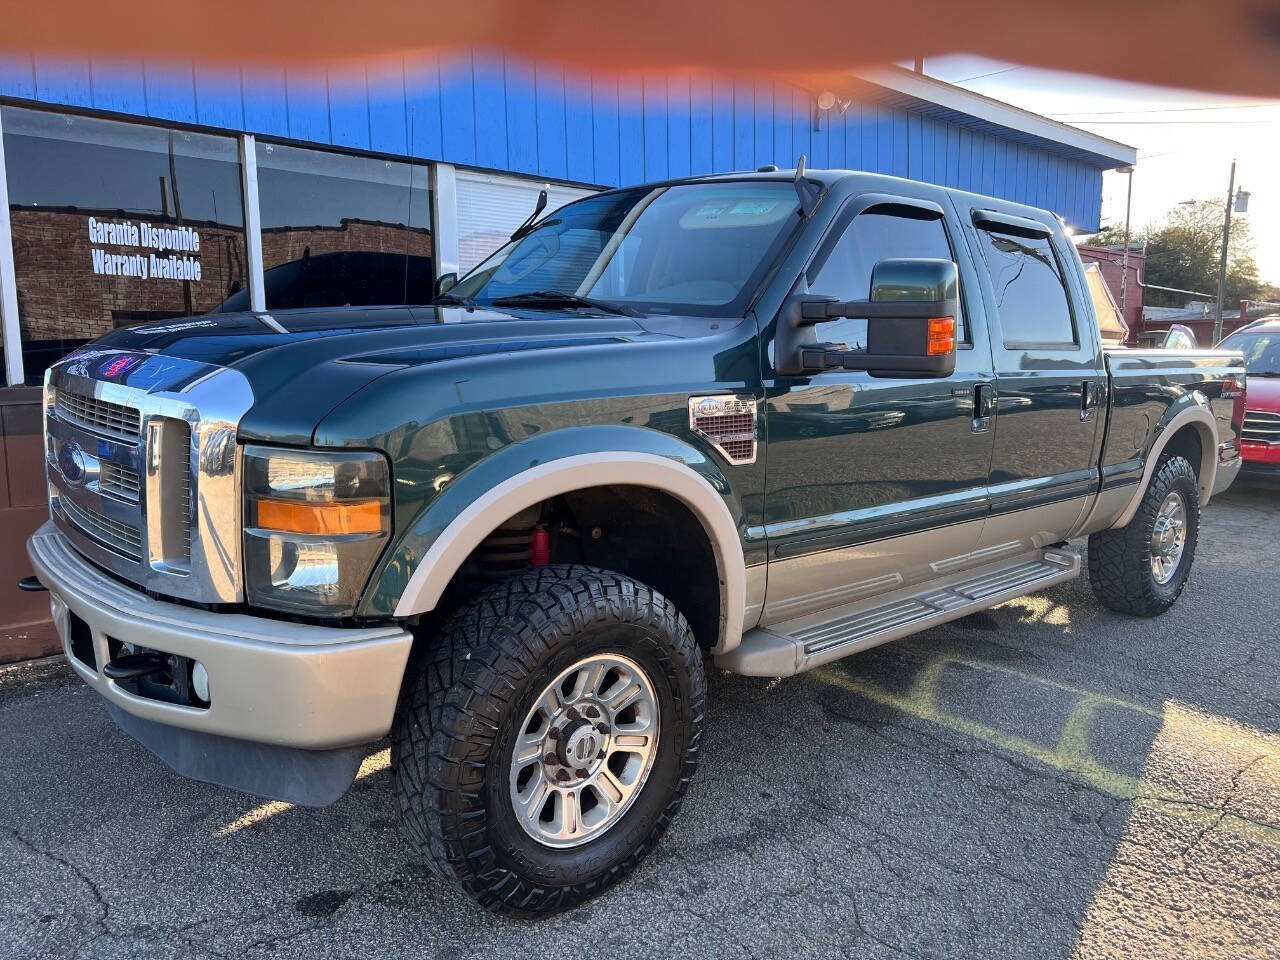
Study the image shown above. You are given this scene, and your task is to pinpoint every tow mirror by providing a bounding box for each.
[434,272,459,298]
[777,258,959,378]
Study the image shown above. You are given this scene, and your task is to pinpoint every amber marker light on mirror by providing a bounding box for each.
[927,316,956,356]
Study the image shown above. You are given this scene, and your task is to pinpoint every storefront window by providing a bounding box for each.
[1,107,247,384]
[251,143,432,310]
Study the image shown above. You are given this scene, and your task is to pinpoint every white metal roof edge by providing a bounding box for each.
[855,66,1138,169]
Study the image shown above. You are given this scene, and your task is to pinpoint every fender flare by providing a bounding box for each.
[1111,404,1218,529]
[391,451,747,654]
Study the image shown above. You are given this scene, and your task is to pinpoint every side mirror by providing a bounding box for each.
[776,258,959,378]
[434,272,459,298]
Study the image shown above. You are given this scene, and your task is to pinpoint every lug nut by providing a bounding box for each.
[546,727,561,740]
[575,768,590,778]
[555,769,570,782]
[544,754,558,766]
[566,707,580,721]
[596,723,609,735]
[584,705,600,719]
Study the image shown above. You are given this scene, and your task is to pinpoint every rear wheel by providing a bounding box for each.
[392,564,705,915]
[1088,453,1200,617]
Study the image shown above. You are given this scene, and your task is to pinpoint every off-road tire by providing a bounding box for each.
[392,564,705,915]
[1087,453,1200,617]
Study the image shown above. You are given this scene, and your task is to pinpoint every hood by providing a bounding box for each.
[1244,374,1280,411]
[88,305,669,445]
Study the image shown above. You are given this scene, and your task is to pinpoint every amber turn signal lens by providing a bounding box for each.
[927,316,956,356]
[256,498,384,535]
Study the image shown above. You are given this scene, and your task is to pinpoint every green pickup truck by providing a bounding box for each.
[28,167,1246,914]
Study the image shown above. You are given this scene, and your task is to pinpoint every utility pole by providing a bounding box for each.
[1117,166,1134,328]
[1213,158,1236,345]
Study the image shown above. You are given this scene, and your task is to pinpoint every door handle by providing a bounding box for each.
[1081,379,1101,422]
[973,383,996,433]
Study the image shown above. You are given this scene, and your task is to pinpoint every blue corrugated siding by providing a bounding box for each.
[0,51,1110,231]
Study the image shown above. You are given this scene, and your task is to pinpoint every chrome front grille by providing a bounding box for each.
[56,389,142,441]
[45,349,253,605]
[176,421,193,562]
[99,462,141,501]
[1242,409,1280,444]
[55,495,143,561]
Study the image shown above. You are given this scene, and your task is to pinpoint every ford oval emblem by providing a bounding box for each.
[57,441,100,489]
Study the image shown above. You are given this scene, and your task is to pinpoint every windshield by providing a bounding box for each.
[449,181,801,316]
[1220,329,1280,376]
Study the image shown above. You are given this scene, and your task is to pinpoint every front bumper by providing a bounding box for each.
[1241,440,1280,474]
[27,522,413,803]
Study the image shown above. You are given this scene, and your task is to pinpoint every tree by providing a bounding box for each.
[1082,200,1261,308]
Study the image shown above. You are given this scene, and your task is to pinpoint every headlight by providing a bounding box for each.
[242,445,391,616]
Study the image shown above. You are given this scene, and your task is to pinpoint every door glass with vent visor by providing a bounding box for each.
[977,230,1076,347]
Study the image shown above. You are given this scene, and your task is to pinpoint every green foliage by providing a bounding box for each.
[1083,201,1261,308]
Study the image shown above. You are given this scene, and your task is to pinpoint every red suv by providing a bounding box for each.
[1219,317,1280,475]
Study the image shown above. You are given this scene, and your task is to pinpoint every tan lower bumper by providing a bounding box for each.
[27,522,413,750]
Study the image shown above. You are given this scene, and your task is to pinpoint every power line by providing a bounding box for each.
[948,65,1024,84]
[1051,102,1278,117]
[1071,119,1274,125]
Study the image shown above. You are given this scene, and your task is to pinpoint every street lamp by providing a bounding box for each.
[1214,159,1241,344]
[1116,165,1135,325]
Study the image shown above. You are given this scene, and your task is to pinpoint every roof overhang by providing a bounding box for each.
[827,65,1136,170]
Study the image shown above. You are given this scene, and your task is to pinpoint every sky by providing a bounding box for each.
[920,55,1280,290]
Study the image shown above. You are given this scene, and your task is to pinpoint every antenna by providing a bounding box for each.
[794,154,821,218]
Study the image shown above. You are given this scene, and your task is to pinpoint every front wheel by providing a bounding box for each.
[1088,453,1201,617]
[392,565,706,915]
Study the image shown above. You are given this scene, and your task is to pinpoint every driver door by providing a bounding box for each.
[760,189,996,624]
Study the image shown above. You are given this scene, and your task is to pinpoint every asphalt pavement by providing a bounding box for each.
[2,480,1278,960]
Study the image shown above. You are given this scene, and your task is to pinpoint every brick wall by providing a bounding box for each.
[261,219,432,270]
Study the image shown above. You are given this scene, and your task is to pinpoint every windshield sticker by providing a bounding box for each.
[729,199,780,215]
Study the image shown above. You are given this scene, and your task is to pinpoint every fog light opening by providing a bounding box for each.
[191,660,211,705]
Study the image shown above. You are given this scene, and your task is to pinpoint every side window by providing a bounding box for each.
[810,210,964,350]
[976,229,1076,347]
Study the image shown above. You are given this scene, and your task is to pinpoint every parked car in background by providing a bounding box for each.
[1136,323,1199,350]
[1218,317,1280,476]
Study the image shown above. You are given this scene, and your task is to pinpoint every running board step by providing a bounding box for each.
[717,548,1079,677]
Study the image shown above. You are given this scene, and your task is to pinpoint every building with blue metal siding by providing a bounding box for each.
[0,54,1128,221]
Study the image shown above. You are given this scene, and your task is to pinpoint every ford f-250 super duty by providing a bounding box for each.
[27,165,1246,915]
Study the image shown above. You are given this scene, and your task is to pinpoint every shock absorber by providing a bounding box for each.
[529,525,551,566]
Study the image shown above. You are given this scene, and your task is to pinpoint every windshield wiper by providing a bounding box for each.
[490,290,640,317]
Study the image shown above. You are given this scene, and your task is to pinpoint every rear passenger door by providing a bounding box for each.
[959,206,1105,548]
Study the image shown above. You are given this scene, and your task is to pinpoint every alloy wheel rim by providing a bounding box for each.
[1150,491,1187,585]
[508,653,660,848]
